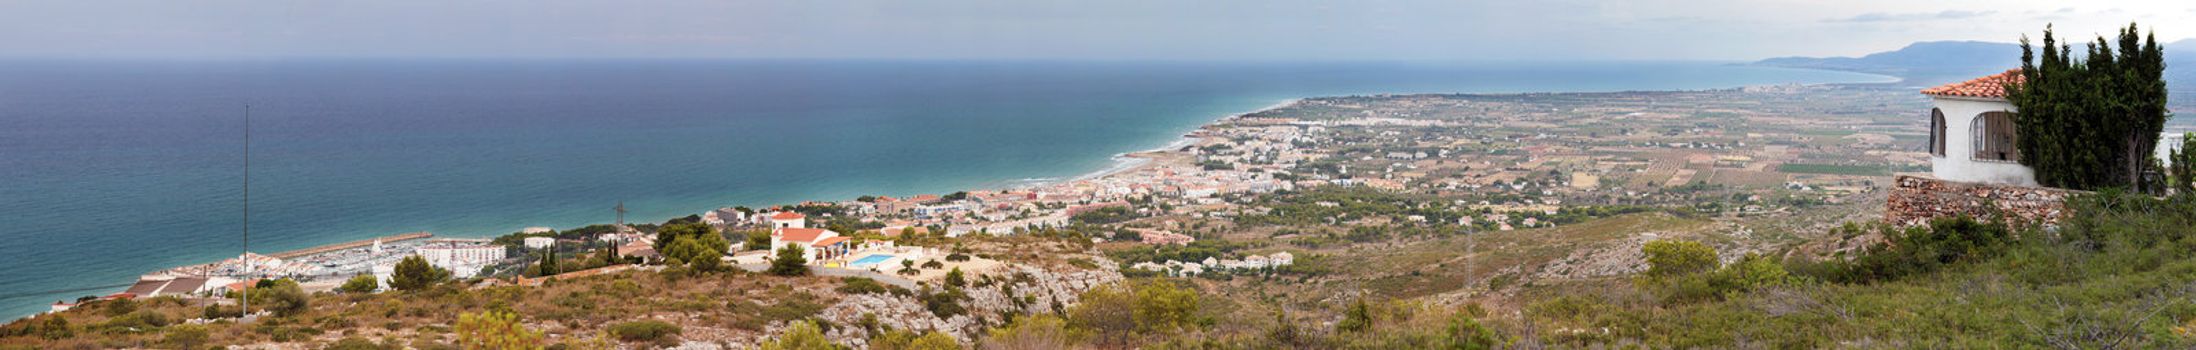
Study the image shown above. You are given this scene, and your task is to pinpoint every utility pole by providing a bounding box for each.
[615,201,628,232]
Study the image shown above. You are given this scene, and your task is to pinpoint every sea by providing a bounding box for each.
[0,59,1893,319]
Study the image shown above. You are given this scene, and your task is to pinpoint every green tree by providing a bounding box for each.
[339,274,380,294]
[745,230,774,252]
[1642,240,1719,279]
[2009,23,2172,190]
[653,222,712,253]
[249,278,310,317]
[455,310,544,350]
[664,237,727,272]
[1066,284,1137,346]
[1130,280,1200,332]
[390,255,451,291]
[770,245,811,276]
[535,249,560,276]
[2170,133,2196,195]
[760,320,843,350]
[944,267,967,289]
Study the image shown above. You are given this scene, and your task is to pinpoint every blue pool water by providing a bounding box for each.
[848,255,896,268]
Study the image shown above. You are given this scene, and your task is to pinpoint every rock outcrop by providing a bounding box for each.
[803,258,1123,348]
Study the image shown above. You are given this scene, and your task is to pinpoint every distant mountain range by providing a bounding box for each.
[1756,39,2196,84]
[1756,39,2196,120]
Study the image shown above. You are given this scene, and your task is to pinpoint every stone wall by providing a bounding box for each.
[1886,175,2076,228]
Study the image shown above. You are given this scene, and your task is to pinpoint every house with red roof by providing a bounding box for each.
[766,211,807,229]
[1922,69,2035,186]
[770,227,850,263]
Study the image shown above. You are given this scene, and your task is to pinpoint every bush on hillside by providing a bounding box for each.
[608,320,681,343]
[1806,215,2013,284]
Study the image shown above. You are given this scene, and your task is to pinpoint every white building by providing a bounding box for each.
[523,236,556,250]
[766,211,807,229]
[416,239,506,277]
[1923,69,2036,186]
[770,227,850,263]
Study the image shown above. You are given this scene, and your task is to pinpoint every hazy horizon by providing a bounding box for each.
[1,0,2190,62]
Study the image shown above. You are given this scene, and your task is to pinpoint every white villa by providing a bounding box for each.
[764,211,808,229]
[770,227,852,263]
[1923,69,2036,186]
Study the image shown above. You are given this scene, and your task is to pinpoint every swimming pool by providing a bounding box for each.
[848,254,896,268]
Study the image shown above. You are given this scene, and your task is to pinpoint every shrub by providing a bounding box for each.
[836,277,889,295]
[100,309,171,329]
[100,298,138,316]
[455,310,543,350]
[1820,215,2013,283]
[164,324,210,349]
[1447,312,1503,350]
[944,268,967,289]
[873,329,961,350]
[203,304,242,319]
[325,336,390,350]
[1638,240,1791,303]
[761,297,828,323]
[340,274,381,294]
[1337,298,1373,333]
[759,320,836,350]
[608,320,681,343]
[945,253,971,262]
[983,315,1085,350]
[920,287,968,319]
[251,279,311,317]
[1642,240,1718,279]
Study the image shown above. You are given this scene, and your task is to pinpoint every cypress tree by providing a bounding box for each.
[2008,23,2171,191]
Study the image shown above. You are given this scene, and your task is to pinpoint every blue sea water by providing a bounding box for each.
[0,59,1890,319]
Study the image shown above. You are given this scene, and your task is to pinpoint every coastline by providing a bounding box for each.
[1066,98,1302,183]
[94,97,1299,303]
[19,61,1896,320]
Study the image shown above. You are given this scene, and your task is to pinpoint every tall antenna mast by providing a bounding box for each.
[240,104,251,319]
[615,201,627,232]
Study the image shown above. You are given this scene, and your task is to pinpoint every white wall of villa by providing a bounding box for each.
[1930,97,2037,186]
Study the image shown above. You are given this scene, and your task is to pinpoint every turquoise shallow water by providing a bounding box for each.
[0,59,1891,318]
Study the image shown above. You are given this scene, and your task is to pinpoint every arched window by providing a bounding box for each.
[1930,108,1946,156]
[1972,112,2018,162]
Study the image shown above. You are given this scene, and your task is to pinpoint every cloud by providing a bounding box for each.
[1829,10,1997,23]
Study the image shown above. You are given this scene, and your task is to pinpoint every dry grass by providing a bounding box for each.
[3,268,848,349]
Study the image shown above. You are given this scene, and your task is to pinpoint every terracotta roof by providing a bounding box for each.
[776,228,829,243]
[1922,69,2023,99]
[770,211,806,220]
[810,236,851,247]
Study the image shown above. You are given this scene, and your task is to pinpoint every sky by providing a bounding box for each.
[0,0,2190,61]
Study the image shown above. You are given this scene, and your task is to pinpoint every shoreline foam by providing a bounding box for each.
[1061,98,1302,184]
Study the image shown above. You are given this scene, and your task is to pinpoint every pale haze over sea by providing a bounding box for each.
[0,59,1892,319]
